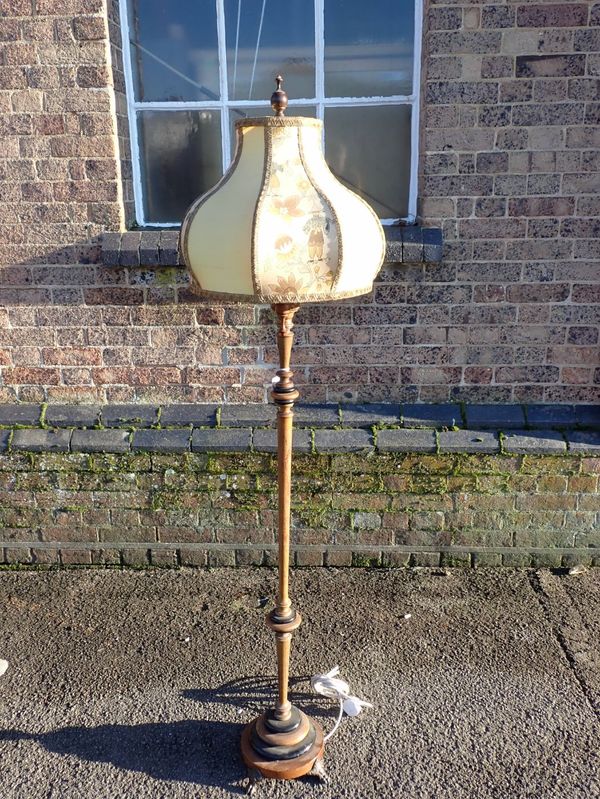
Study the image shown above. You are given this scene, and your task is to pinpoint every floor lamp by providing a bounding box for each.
[181,78,385,784]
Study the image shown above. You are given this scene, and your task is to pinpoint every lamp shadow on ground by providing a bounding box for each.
[0,676,328,792]
[1,719,246,791]
[0,719,245,791]
[182,673,324,717]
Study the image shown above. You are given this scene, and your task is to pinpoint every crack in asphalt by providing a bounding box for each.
[527,569,599,721]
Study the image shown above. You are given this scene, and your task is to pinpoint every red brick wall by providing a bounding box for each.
[419,0,600,402]
[0,0,598,403]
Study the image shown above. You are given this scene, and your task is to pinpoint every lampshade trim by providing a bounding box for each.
[236,117,322,130]
[185,282,375,304]
[179,124,247,286]
[299,136,387,292]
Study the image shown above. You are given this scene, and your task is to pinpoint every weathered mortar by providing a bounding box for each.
[1,448,598,570]
[0,401,598,568]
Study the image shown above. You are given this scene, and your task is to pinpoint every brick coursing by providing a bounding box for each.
[0,449,598,570]
[0,1,597,403]
[0,402,596,567]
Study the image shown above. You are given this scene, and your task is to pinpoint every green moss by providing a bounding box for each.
[441,552,471,568]
[0,423,38,431]
[154,267,179,286]
[498,430,507,454]
[410,475,448,495]
[351,553,382,568]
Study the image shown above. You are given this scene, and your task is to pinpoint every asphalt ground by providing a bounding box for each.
[0,567,598,799]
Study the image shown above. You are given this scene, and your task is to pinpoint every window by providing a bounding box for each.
[119,0,422,227]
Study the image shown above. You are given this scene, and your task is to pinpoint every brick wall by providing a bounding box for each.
[2,450,599,570]
[419,0,600,403]
[0,400,598,567]
[0,0,598,404]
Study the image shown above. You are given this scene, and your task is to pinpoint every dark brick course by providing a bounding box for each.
[220,405,275,428]
[341,404,400,428]
[104,227,444,270]
[253,428,312,453]
[567,430,600,454]
[0,404,42,425]
[159,404,218,427]
[377,429,436,453]
[402,404,462,429]
[503,430,566,454]
[11,428,71,452]
[526,404,577,428]
[191,428,251,452]
[102,405,160,428]
[71,429,130,453]
[314,429,373,453]
[438,430,500,454]
[465,404,526,429]
[45,404,101,428]
[132,429,191,453]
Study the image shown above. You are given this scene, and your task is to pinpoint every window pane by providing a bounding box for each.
[128,0,219,102]
[325,0,414,97]
[224,0,315,100]
[325,105,411,219]
[138,110,222,223]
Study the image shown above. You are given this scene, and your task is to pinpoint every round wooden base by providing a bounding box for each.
[241,710,324,781]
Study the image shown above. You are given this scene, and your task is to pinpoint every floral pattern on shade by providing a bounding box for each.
[255,126,338,298]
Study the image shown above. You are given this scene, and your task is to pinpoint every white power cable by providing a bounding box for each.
[311,666,373,742]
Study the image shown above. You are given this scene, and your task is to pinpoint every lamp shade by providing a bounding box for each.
[181,116,386,304]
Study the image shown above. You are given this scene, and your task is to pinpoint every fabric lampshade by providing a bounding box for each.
[181,116,385,304]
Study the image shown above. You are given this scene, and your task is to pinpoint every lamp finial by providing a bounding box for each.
[271,75,288,117]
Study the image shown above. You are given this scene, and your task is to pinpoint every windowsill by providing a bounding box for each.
[101,225,443,268]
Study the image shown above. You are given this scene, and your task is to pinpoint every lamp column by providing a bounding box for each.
[269,303,300,719]
[241,304,324,783]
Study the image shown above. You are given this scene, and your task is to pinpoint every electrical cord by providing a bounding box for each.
[310,666,373,741]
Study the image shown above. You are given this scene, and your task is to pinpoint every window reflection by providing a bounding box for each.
[325,0,415,96]
[325,105,412,219]
[138,111,222,222]
[129,0,220,102]
[224,0,315,100]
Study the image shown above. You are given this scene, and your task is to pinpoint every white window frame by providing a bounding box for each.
[119,0,422,228]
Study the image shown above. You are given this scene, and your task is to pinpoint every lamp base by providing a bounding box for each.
[241,706,324,781]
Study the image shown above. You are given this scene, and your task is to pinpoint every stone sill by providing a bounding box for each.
[0,403,597,456]
[101,225,444,268]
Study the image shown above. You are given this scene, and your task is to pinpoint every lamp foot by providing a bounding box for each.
[245,767,263,796]
[241,706,324,781]
[309,754,327,782]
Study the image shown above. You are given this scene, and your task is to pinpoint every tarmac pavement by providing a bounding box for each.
[0,567,598,799]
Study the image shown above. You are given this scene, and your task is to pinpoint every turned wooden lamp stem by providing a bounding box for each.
[240,306,323,784]
[270,303,300,720]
